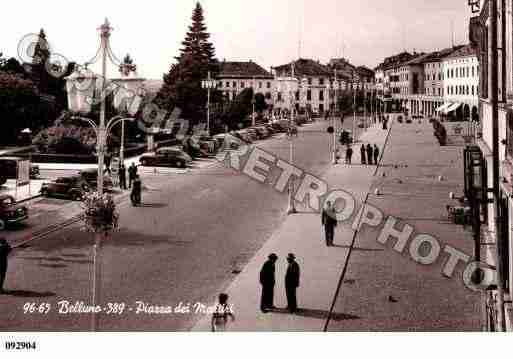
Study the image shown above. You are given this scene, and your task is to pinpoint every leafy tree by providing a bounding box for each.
[156,2,220,127]
[0,54,26,76]
[254,92,267,113]
[223,88,254,130]
[0,71,56,145]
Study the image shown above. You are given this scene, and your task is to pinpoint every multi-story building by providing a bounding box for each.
[468,0,513,332]
[377,51,417,111]
[441,45,480,121]
[216,60,274,102]
[272,58,334,114]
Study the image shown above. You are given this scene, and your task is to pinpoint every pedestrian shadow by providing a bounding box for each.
[271,307,360,321]
[332,245,385,252]
[1,290,55,298]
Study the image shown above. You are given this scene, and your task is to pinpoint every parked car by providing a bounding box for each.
[245,128,260,141]
[77,168,114,192]
[0,157,40,181]
[196,136,218,153]
[234,130,252,143]
[213,134,241,150]
[0,194,29,230]
[40,176,90,201]
[254,127,270,139]
[139,147,192,168]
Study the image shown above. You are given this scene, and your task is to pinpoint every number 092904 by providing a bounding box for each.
[5,342,37,350]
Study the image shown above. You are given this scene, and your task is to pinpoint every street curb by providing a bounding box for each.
[16,194,42,204]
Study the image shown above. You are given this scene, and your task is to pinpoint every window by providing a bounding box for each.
[466,67,469,77]
[466,85,469,95]
[218,81,222,88]
[295,91,300,101]
[307,90,312,101]
[307,78,312,85]
[472,67,475,77]
[319,90,324,101]
[259,82,262,89]
[277,92,282,101]
[226,82,230,88]
[319,78,325,86]
[233,81,236,88]
[267,82,271,89]
[241,82,245,88]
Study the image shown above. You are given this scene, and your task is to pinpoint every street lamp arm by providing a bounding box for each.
[72,116,99,135]
[107,116,134,134]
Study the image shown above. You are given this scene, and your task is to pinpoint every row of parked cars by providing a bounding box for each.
[137,122,297,169]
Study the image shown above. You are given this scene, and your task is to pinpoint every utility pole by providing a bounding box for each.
[490,0,506,332]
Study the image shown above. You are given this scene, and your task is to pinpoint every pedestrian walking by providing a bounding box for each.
[119,164,127,190]
[345,146,353,164]
[360,144,366,165]
[322,202,337,247]
[285,253,300,313]
[373,144,380,165]
[366,144,373,165]
[0,238,12,294]
[128,163,137,189]
[259,253,278,313]
[211,293,235,332]
[131,175,142,206]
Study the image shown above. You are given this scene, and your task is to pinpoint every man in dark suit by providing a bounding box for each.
[0,238,12,294]
[322,201,337,247]
[259,253,278,313]
[285,253,300,313]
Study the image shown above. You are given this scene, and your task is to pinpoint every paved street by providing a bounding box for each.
[192,116,482,331]
[0,119,357,331]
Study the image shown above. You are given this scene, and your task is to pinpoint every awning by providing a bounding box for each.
[444,102,462,114]
[435,103,452,113]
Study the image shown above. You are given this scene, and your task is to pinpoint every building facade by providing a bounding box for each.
[442,45,480,121]
[272,58,334,114]
[468,0,512,332]
[216,60,274,102]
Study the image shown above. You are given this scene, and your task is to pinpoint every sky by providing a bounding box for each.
[0,0,475,80]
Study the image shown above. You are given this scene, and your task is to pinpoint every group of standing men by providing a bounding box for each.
[259,253,300,314]
[344,144,380,165]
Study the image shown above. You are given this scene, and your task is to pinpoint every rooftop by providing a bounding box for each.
[218,60,273,79]
[273,58,332,77]
[443,44,477,60]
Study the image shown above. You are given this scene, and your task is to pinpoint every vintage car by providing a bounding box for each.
[0,195,29,230]
[40,176,90,201]
[77,168,114,192]
[139,147,192,168]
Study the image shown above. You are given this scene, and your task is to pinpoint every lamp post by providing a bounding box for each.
[352,72,357,143]
[281,65,298,215]
[252,76,256,126]
[202,71,217,135]
[65,19,142,332]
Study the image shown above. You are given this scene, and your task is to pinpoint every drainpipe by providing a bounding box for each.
[490,0,507,332]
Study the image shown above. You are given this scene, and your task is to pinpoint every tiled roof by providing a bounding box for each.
[273,58,332,77]
[218,61,273,79]
[443,44,477,59]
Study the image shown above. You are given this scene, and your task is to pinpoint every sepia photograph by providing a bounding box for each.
[0,0,511,356]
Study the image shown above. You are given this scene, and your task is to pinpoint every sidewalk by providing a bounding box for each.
[192,118,393,331]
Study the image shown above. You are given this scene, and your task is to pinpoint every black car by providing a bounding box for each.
[78,168,114,192]
[40,176,90,201]
[139,148,193,168]
[0,157,40,186]
[0,195,28,230]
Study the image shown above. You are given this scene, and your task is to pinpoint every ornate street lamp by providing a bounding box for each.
[201,71,217,135]
[65,18,144,332]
